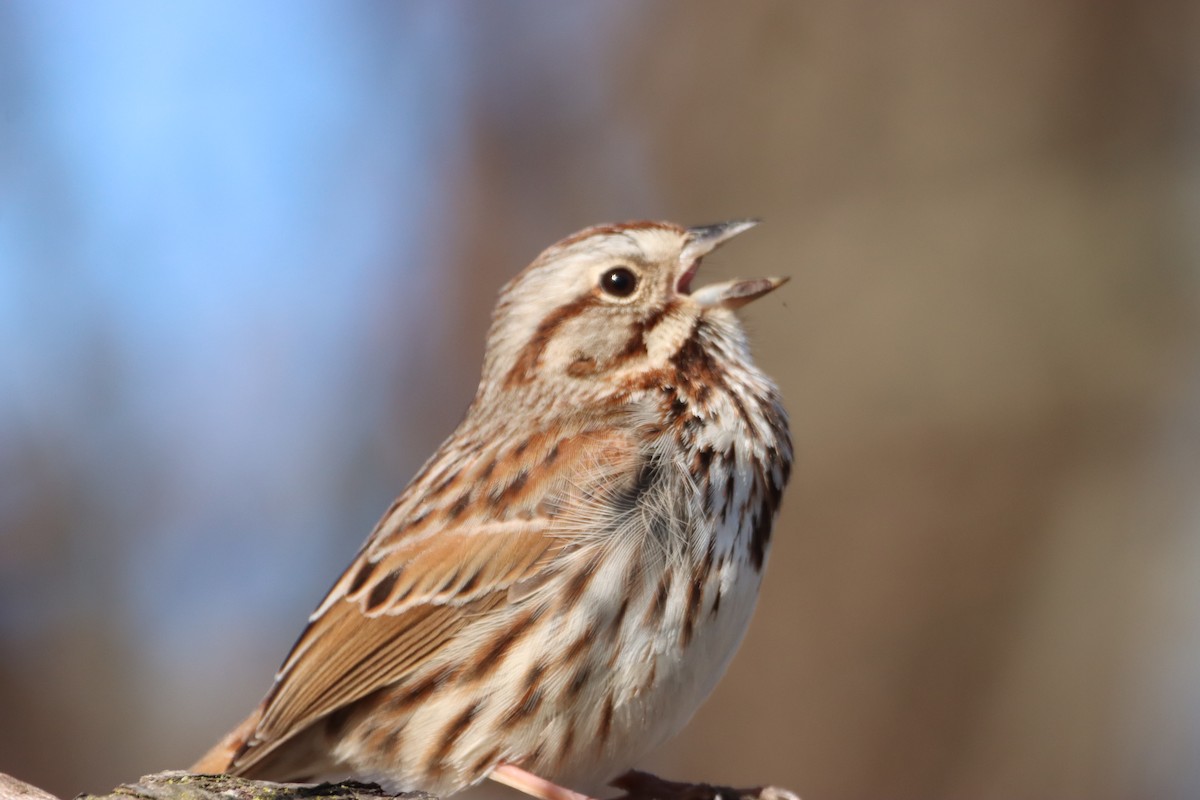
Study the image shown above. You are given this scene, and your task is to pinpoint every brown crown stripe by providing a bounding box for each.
[504,293,596,388]
[552,220,682,251]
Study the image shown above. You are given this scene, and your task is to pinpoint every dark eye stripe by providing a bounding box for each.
[503,293,596,388]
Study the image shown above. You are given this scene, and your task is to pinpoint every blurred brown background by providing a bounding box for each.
[2,2,1199,799]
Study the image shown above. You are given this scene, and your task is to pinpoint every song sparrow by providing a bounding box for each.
[193,220,792,800]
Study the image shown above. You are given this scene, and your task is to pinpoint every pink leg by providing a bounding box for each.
[490,764,597,800]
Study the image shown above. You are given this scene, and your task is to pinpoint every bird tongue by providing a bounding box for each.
[676,260,701,294]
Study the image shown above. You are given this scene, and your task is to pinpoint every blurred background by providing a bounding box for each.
[2,2,1199,799]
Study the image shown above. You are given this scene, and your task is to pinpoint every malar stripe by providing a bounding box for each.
[611,328,648,364]
[607,302,678,368]
[640,300,676,336]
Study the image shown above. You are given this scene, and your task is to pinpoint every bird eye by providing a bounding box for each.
[600,266,639,298]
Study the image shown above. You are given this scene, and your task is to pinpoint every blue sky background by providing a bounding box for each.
[3,2,431,632]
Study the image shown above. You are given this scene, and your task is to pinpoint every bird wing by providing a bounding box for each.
[226,421,641,774]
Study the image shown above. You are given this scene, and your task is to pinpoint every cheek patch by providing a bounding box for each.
[548,312,639,376]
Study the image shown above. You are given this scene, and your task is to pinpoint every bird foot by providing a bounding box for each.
[491,764,599,800]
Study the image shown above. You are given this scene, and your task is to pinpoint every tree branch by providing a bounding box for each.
[0,772,433,800]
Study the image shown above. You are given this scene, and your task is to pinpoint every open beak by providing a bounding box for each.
[677,219,788,309]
